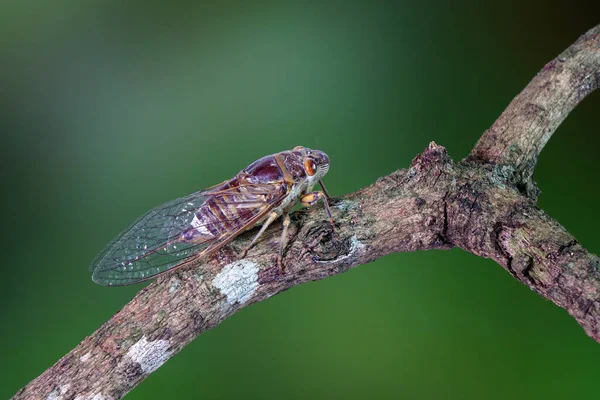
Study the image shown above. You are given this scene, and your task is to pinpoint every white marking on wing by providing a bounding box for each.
[191,215,212,236]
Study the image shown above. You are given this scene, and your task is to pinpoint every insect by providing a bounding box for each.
[89,146,334,286]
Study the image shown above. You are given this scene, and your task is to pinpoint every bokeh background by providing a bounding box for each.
[2,1,600,399]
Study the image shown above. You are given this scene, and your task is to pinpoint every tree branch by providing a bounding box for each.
[468,25,600,198]
[13,157,452,400]
[13,24,600,400]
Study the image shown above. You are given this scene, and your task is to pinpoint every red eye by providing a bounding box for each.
[304,159,317,176]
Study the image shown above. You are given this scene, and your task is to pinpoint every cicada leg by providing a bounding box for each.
[277,213,291,271]
[238,211,279,259]
[318,179,331,200]
[300,191,338,238]
[238,211,292,271]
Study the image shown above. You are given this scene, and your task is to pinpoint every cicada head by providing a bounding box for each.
[292,146,330,186]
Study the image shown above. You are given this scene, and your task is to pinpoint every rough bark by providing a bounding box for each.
[12,25,600,400]
[468,24,600,199]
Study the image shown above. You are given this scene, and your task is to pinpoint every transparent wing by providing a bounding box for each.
[89,183,286,286]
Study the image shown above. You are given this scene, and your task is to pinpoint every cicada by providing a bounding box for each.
[89,146,333,286]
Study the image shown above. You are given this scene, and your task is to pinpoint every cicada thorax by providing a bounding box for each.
[276,150,308,181]
[244,150,309,184]
[179,154,292,245]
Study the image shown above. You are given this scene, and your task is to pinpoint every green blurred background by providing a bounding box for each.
[2,1,599,398]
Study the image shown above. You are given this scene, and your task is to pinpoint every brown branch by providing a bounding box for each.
[13,24,600,400]
[468,24,600,198]
[13,158,451,400]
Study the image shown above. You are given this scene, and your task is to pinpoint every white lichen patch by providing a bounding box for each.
[323,235,365,264]
[74,393,111,400]
[169,277,181,293]
[346,235,365,259]
[46,384,71,400]
[335,199,359,212]
[126,335,172,374]
[212,260,259,304]
[80,352,92,363]
[192,271,203,281]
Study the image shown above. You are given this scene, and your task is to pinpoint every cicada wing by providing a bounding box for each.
[90,182,289,286]
[90,191,211,286]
